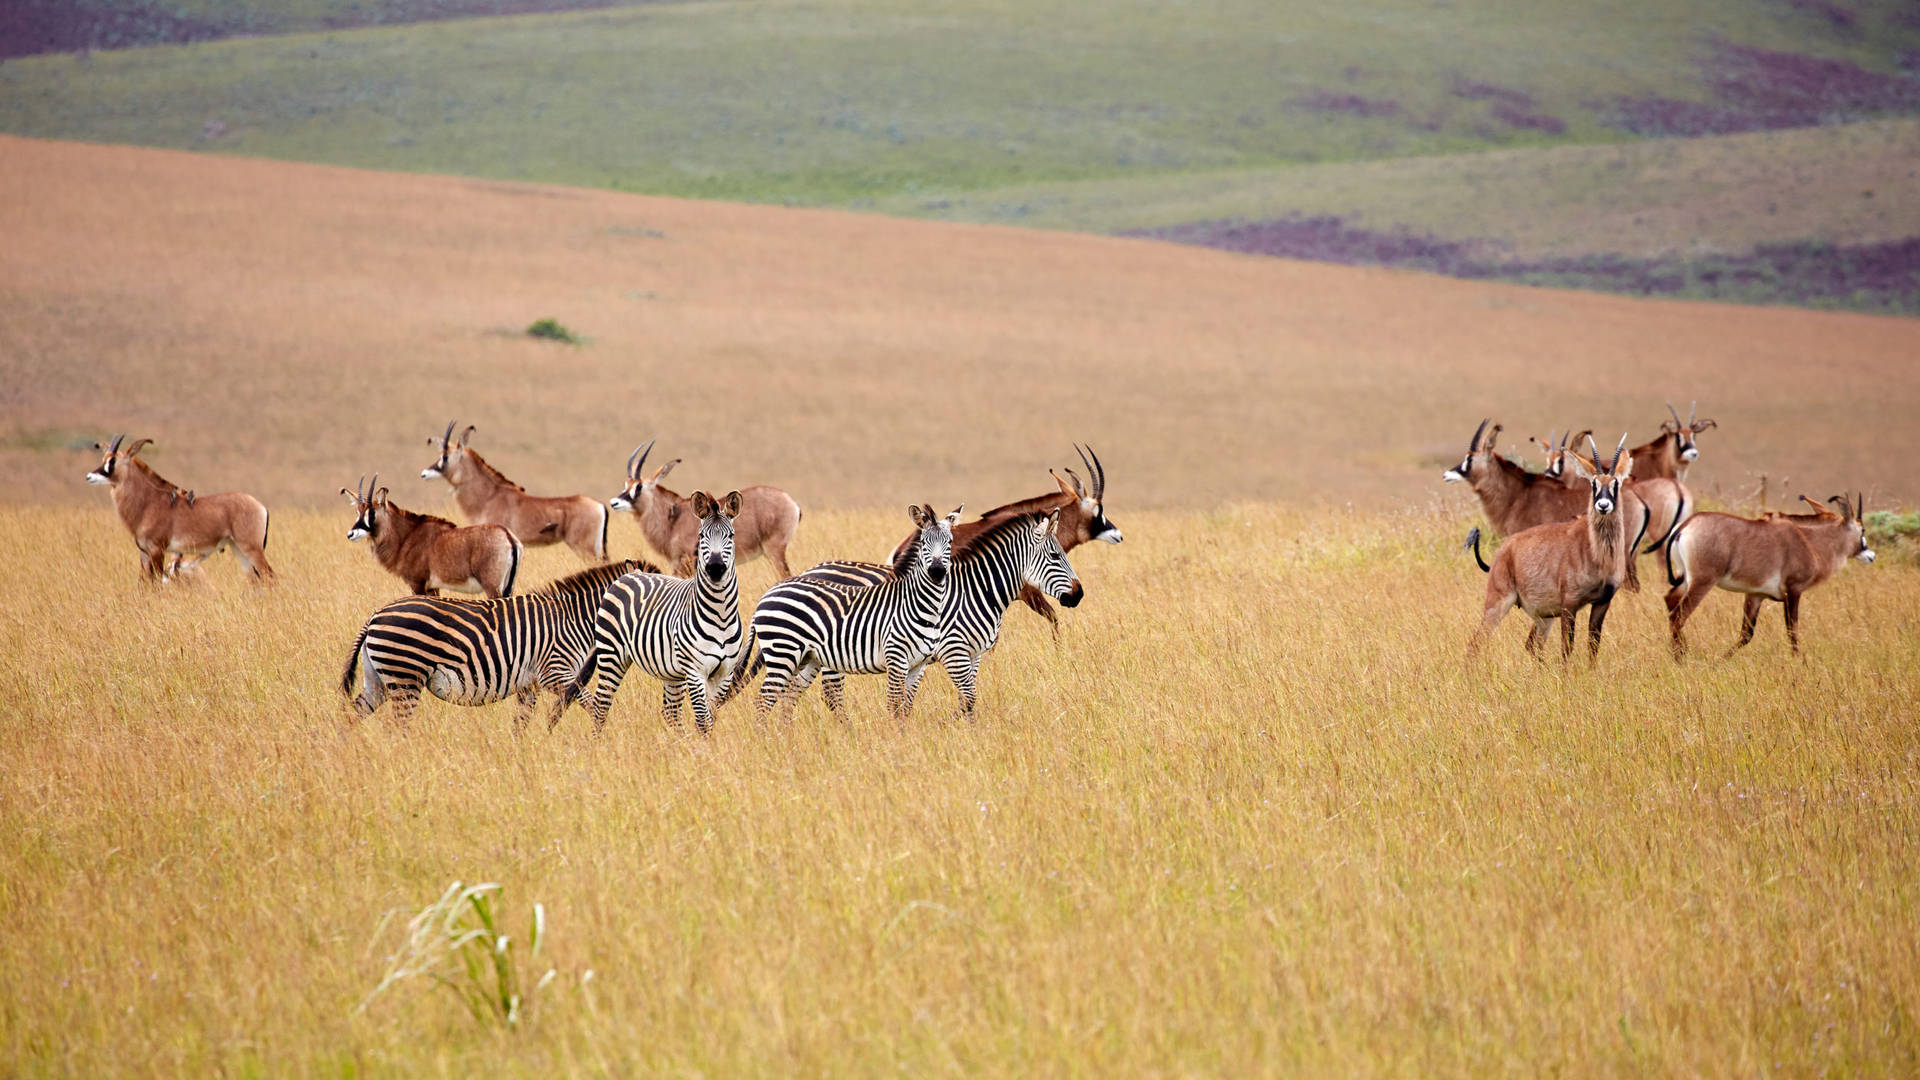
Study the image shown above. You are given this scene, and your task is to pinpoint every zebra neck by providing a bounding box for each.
[695,569,738,623]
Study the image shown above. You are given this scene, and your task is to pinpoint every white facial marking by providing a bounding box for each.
[1681,447,1699,462]
[1442,468,1464,483]
[347,527,369,542]
[609,494,632,511]
[1102,527,1124,544]
[420,467,441,480]
[1860,548,1876,563]
[86,471,110,485]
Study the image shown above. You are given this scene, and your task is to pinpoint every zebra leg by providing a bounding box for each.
[514,688,538,734]
[388,684,421,730]
[685,678,714,736]
[579,660,628,734]
[888,661,929,722]
[942,646,981,722]
[821,671,846,712]
[755,647,797,719]
[662,680,687,731]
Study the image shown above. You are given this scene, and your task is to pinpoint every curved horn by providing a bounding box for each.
[370,473,381,502]
[1075,444,1102,502]
[1688,400,1697,427]
[123,438,153,458]
[107,433,125,455]
[357,472,368,502]
[1858,492,1865,523]
[1610,433,1627,473]
[628,439,654,480]
[1088,445,1107,502]
[1585,434,1603,472]
[1666,402,1682,432]
[442,420,456,448]
[1470,418,1490,453]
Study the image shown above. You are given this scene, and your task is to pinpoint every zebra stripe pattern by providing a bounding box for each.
[341,558,651,730]
[746,504,959,720]
[809,509,1081,719]
[568,491,746,734]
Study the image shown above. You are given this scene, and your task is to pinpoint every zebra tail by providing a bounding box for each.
[340,624,370,696]
[715,627,762,707]
[561,641,600,710]
[1465,527,1490,573]
[1644,490,1687,554]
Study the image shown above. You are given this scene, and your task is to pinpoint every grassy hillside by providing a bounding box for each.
[6,137,1919,512]
[3,504,1914,1075]
[4,0,1918,205]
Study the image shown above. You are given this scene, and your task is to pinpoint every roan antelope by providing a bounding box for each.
[1464,435,1636,663]
[886,444,1121,633]
[607,439,803,578]
[342,473,522,598]
[1629,401,1716,482]
[1663,493,1874,659]
[85,434,274,584]
[1444,419,1650,590]
[421,422,608,562]
[1543,427,1694,569]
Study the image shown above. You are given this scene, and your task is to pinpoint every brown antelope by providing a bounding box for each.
[1444,419,1649,589]
[1663,493,1874,659]
[886,444,1122,633]
[1544,428,1694,566]
[342,474,523,598]
[85,435,274,584]
[608,439,803,578]
[1628,401,1716,481]
[420,422,608,562]
[1464,435,1636,663]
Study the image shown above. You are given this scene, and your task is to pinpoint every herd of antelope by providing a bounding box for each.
[1443,403,1876,661]
[86,425,1121,731]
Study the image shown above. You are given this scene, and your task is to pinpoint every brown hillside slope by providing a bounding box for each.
[2,135,1915,511]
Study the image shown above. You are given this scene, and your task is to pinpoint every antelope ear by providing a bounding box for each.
[1570,454,1596,480]
[1692,418,1716,432]
[724,490,743,519]
[944,505,964,528]
[123,438,153,457]
[1051,468,1078,499]
[427,436,441,446]
[340,488,358,502]
[459,425,476,448]
[1484,424,1502,453]
[1659,419,1679,435]
[908,503,929,527]
[375,488,390,505]
[93,441,106,452]
[690,490,714,518]
[1616,453,1632,481]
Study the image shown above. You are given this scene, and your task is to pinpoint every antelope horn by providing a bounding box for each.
[357,473,368,501]
[1585,434,1603,472]
[442,420,456,448]
[1076,443,1103,502]
[1667,402,1682,431]
[1688,400,1697,427]
[1469,417,1490,453]
[1857,492,1865,523]
[1089,444,1107,502]
[108,433,125,454]
[628,438,654,480]
[370,473,381,501]
[1610,433,1627,473]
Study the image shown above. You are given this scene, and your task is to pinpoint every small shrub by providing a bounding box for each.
[1866,509,1920,553]
[526,318,579,344]
[360,881,557,1029]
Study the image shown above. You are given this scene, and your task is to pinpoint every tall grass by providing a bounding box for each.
[2,505,1915,1074]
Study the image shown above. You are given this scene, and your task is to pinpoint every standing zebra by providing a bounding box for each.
[809,509,1082,720]
[565,491,746,735]
[737,504,960,721]
[340,559,652,730]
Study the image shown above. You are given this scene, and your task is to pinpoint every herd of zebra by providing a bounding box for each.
[1442,403,1876,661]
[85,426,1122,732]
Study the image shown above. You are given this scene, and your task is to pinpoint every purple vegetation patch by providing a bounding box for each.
[1599,40,1920,136]
[1489,102,1567,135]
[1289,92,1403,119]
[1451,78,1535,108]
[1785,0,1857,31]
[1124,215,1920,314]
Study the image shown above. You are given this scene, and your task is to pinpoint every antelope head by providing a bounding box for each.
[609,438,683,513]
[1664,401,1716,463]
[421,421,475,481]
[689,489,743,583]
[907,503,963,585]
[1835,492,1875,563]
[1053,443,1122,543]
[340,473,389,542]
[1571,434,1633,517]
[1443,419,1502,483]
[86,434,153,486]
[1530,428,1592,480]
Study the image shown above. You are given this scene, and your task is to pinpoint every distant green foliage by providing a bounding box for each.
[526,317,579,344]
[1866,509,1920,550]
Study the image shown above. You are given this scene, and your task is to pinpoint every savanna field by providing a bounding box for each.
[4,132,1920,1073]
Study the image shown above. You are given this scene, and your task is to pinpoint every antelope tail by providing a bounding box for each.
[1465,527,1491,573]
[1664,522,1688,588]
[502,536,522,597]
[340,624,371,696]
[1644,491,1687,554]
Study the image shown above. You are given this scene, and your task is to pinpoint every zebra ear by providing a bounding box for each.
[908,503,929,527]
[723,490,743,519]
[691,490,714,518]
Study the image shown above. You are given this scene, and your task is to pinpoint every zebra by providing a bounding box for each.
[340,558,653,730]
[564,491,746,735]
[733,504,960,721]
[806,509,1082,720]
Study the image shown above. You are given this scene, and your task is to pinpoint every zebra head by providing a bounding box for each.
[690,489,741,583]
[907,503,962,585]
[340,473,388,542]
[421,420,475,481]
[1027,510,1084,607]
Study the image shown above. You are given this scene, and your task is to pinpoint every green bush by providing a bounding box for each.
[526,318,579,344]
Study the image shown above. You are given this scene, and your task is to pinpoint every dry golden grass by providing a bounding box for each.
[3,505,1916,1075]
[4,135,1920,514]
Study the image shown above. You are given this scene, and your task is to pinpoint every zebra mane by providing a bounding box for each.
[949,510,1046,564]
[534,558,655,597]
[889,532,922,575]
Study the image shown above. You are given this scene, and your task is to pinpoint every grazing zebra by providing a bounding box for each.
[340,559,652,730]
[737,504,960,721]
[564,491,746,735]
[809,509,1082,720]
